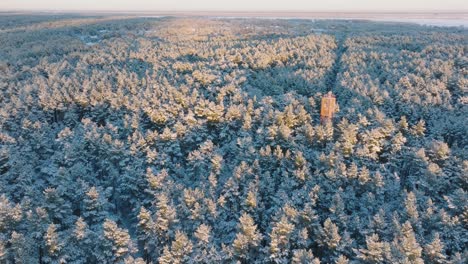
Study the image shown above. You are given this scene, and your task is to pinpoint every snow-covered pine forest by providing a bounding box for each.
[0,15,467,263]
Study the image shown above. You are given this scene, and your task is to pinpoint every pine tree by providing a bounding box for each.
[355,234,389,263]
[399,116,409,131]
[0,237,7,262]
[158,246,173,264]
[137,206,156,261]
[0,194,22,232]
[429,140,450,162]
[233,213,262,260]
[66,217,91,263]
[123,256,146,264]
[315,123,333,143]
[373,171,385,189]
[330,192,347,225]
[102,219,134,262]
[410,120,426,137]
[390,132,406,154]
[138,192,177,262]
[154,193,177,235]
[395,221,423,264]
[44,224,63,263]
[194,224,211,245]
[318,218,341,250]
[347,163,358,179]
[83,186,107,225]
[9,231,36,264]
[423,233,446,264]
[358,166,370,185]
[269,215,295,261]
[335,255,349,264]
[291,249,320,264]
[74,217,88,241]
[43,187,73,225]
[242,189,256,211]
[192,223,222,262]
[405,191,419,222]
[337,119,358,156]
[159,231,193,264]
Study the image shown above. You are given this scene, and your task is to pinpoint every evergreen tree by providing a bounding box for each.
[9,231,36,264]
[102,219,134,262]
[405,191,419,223]
[335,255,349,264]
[394,221,423,264]
[318,218,341,252]
[423,233,446,264]
[43,224,64,263]
[0,238,6,262]
[269,215,296,261]
[410,120,426,137]
[291,249,320,264]
[355,234,389,263]
[159,231,193,264]
[0,195,22,232]
[83,187,107,226]
[233,213,262,261]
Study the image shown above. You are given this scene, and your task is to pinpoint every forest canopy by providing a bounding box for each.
[0,15,467,263]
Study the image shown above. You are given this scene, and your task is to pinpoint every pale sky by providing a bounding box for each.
[0,0,466,12]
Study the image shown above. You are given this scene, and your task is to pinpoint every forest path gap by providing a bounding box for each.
[325,33,348,93]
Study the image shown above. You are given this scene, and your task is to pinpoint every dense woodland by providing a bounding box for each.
[0,14,467,263]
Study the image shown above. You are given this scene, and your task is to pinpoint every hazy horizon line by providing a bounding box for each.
[1,9,467,13]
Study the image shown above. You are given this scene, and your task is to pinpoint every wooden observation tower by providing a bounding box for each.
[320,92,336,124]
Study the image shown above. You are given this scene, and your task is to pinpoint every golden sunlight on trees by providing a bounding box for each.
[0,14,465,263]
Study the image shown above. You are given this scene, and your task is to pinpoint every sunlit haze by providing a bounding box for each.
[0,0,467,12]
